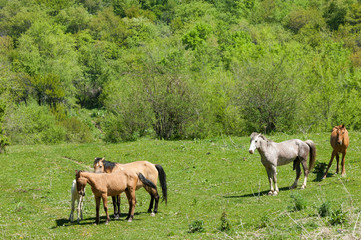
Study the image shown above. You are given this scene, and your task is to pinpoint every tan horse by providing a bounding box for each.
[75,169,158,225]
[93,158,167,218]
[323,124,349,179]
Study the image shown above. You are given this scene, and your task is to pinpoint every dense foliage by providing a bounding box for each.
[1,0,361,144]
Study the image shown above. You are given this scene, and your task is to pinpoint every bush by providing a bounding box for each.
[59,117,93,143]
[4,102,66,144]
[219,211,231,232]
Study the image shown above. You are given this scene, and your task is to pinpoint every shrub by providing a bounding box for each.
[4,102,66,144]
[59,117,93,143]
[188,220,205,233]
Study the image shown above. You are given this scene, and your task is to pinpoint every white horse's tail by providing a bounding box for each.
[305,140,316,171]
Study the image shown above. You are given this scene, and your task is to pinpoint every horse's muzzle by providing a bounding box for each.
[249,150,254,154]
[79,191,85,197]
[337,141,342,145]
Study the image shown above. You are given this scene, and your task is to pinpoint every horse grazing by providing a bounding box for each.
[93,158,167,219]
[323,124,349,179]
[76,169,159,225]
[68,179,85,223]
[248,133,316,196]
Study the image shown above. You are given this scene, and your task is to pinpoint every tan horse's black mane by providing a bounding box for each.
[93,157,117,170]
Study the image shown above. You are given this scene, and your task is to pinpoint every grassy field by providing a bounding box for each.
[1,132,361,239]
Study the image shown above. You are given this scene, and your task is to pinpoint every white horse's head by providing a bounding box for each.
[249,133,261,154]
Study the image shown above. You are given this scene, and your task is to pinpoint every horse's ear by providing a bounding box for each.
[341,124,345,128]
[101,157,105,161]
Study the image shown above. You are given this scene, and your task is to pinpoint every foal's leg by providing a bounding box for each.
[102,194,110,224]
[76,196,82,224]
[341,150,347,177]
[116,195,121,218]
[125,188,136,222]
[69,195,75,222]
[323,150,337,179]
[291,163,301,189]
[95,196,101,225]
[79,195,84,221]
[111,196,119,219]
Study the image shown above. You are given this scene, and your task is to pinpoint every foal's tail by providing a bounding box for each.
[305,140,316,171]
[155,164,168,205]
[138,173,157,190]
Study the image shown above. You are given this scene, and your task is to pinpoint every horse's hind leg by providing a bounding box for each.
[291,162,301,189]
[69,196,75,222]
[300,160,309,189]
[147,195,154,213]
[111,196,119,219]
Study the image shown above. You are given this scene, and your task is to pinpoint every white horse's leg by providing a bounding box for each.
[291,162,301,189]
[272,166,279,196]
[300,160,309,189]
[69,195,75,222]
[77,196,81,224]
[80,195,84,220]
[266,168,274,195]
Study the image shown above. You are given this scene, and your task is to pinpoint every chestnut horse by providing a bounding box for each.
[75,170,159,225]
[93,158,167,219]
[249,133,316,196]
[323,124,349,179]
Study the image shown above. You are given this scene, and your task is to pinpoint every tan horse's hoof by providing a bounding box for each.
[268,191,274,196]
[150,213,155,217]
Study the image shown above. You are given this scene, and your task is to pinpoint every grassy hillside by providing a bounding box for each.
[1,132,361,239]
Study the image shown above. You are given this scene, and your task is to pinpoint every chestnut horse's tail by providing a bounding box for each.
[155,164,168,205]
[305,140,316,171]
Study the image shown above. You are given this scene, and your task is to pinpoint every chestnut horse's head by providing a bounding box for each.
[93,157,105,173]
[75,170,86,196]
[335,124,347,145]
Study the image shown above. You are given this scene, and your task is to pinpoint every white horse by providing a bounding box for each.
[68,179,85,223]
[248,133,316,196]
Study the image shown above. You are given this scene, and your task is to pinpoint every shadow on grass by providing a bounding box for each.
[223,187,290,198]
[312,162,334,182]
[53,212,145,228]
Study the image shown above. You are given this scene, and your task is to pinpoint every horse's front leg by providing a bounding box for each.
[266,167,275,195]
[76,196,82,224]
[272,166,279,195]
[341,150,347,177]
[79,195,84,221]
[335,153,340,174]
[69,196,75,222]
[102,194,110,224]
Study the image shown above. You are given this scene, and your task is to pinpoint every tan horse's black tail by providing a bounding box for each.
[305,140,316,171]
[138,173,157,189]
[155,164,168,205]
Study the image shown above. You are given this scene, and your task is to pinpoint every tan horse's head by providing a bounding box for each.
[335,124,347,145]
[75,170,86,196]
[93,157,105,173]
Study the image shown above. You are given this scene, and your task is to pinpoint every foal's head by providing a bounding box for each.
[75,170,86,196]
[335,124,347,145]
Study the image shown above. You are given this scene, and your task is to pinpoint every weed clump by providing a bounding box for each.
[188,220,205,233]
[219,211,231,232]
[288,193,307,211]
[329,207,348,226]
[318,201,331,217]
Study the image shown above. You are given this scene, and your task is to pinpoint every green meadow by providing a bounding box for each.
[1,132,361,239]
